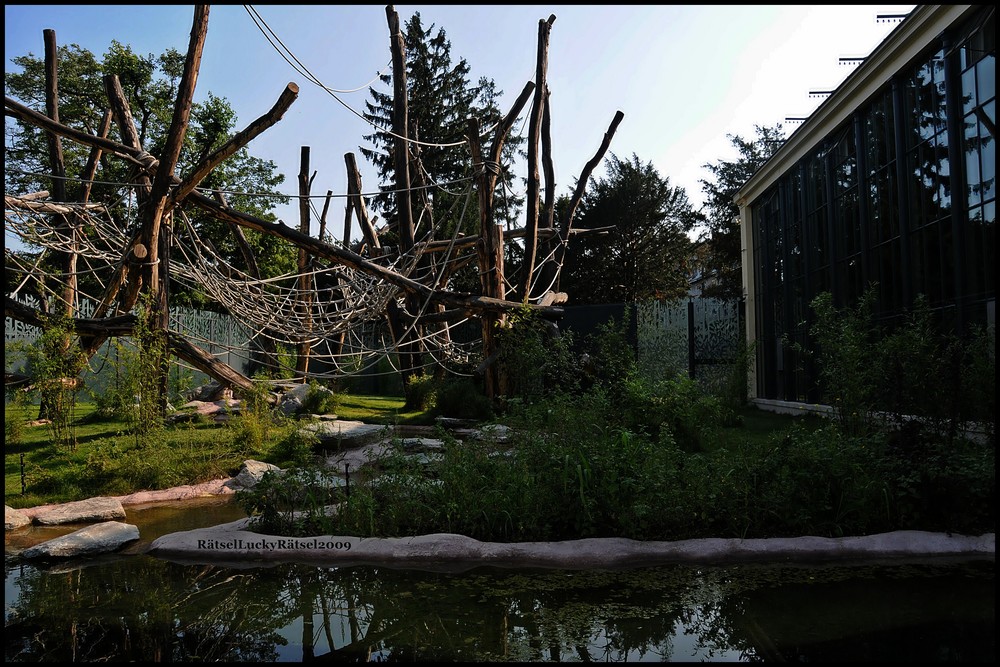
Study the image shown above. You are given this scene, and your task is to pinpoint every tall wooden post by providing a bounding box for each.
[296,146,314,382]
[522,15,556,302]
[386,5,421,402]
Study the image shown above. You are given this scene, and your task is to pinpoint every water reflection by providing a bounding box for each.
[5,553,993,662]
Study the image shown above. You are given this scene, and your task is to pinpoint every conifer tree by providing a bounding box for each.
[698,123,785,301]
[360,11,525,257]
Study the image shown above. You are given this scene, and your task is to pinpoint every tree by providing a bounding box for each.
[4,39,296,310]
[559,153,701,305]
[698,123,785,301]
[359,11,525,268]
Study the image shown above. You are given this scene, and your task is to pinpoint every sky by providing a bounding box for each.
[5,3,916,242]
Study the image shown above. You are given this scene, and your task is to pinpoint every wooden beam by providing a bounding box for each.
[172,82,298,204]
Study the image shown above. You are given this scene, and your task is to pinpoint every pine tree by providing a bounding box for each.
[698,123,785,301]
[360,11,524,256]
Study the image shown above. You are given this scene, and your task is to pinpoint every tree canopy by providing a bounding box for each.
[359,11,525,256]
[559,153,701,305]
[4,38,295,309]
[698,123,785,301]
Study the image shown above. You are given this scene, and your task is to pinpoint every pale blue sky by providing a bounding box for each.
[5,4,915,240]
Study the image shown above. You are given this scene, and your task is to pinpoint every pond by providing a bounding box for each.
[4,496,995,662]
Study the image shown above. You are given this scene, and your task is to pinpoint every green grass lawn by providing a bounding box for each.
[334,393,435,425]
[3,393,440,509]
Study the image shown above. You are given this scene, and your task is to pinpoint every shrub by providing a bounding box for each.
[238,464,346,536]
[404,371,438,411]
[620,374,722,453]
[435,377,494,421]
[301,380,341,415]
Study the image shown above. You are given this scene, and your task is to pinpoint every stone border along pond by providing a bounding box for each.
[5,419,996,569]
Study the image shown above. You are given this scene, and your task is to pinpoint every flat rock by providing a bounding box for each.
[300,420,391,449]
[21,521,140,559]
[32,496,126,525]
[5,505,32,531]
[147,525,995,570]
[115,478,236,504]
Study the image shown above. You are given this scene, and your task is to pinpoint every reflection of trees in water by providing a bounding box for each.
[314,566,745,662]
[6,558,993,662]
[6,560,727,662]
[5,556,290,662]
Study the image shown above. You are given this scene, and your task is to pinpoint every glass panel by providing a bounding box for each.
[965,112,983,207]
[962,67,978,116]
[977,55,995,105]
[981,103,996,202]
[877,241,902,313]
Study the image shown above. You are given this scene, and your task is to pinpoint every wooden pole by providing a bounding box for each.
[296,146,314,382]
[522,15,555,302]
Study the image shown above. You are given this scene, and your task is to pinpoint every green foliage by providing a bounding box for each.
[301,380,341,415]
[714,337,756,426]
[168,364,196,407]
[801,288,995,442]
[583,314,637,396]
[235,310,994,543]
[237,465,345,536]
[560,153,701,304]
[706,424,890,538]
[878,423,995,533]
[4,400,300,508]
[4,385,30,449]
[21,312,87,450]
[698,123,785,301]
[434,377,495,421]
[404,371,439,411]
[227,380,283,455]
[960,323,996,442]
[91,302,167,444]
[360,10,524,247]
[270,427,319,468]
[800,289,882,436]
[619,374,723,453]
[5,38,294,307]
[496,306,580,406]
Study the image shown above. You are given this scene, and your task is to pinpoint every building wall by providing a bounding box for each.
[736,5,995,405]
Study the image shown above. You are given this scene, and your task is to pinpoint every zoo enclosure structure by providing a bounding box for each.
[6,294,745,400]
[5,5,630,409]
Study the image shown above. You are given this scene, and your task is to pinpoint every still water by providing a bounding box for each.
[4,496,995,662]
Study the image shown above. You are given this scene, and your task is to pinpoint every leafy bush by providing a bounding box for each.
[619,374,722,453]
[435,377,494,421]
[803,289,995,441]
[228,380,283,455]
[404,371,439,411]
[238,465,346,536]
[496,306,581,404]
[301,380,341,415]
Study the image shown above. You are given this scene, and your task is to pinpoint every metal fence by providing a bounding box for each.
[5,295,255,400]
[6,295,743,398]
[560,298,745,392]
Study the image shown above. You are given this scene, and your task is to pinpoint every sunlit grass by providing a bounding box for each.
[334,393,435,425]
[4,393,439,509]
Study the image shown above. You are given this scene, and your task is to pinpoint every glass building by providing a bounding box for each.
[736,5,994,409]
